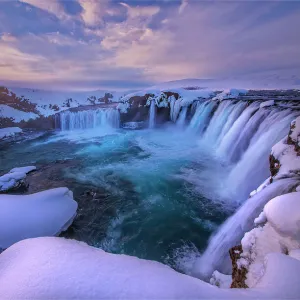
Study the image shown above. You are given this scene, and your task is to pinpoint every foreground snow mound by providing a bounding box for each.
[264,192,300,239]
[0,188,77,249]
[0,165,36,192]
[0,127,22,139]
[0,237,238,299]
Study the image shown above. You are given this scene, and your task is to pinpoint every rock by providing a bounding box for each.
[229,245,248,288]
[0,166,36,193]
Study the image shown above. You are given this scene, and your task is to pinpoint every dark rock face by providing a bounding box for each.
[269,154,281,177]
[229,245,248,289]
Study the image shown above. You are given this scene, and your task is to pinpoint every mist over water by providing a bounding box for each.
[1,99,298,276]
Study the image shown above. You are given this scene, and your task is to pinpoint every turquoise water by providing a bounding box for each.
[0,127,233,273]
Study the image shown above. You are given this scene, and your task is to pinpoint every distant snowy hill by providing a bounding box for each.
[150,76,300,90]
[0,86,129,125]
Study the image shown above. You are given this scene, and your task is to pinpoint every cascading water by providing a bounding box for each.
[59,108,120,130]
[181,98,300,280]
[192,178,299,280]
[188,101,218,134]
[176,107,188,127]
[149,100,156,129]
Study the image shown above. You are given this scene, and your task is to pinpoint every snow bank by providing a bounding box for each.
[0,188,77,249]
[1,237,300,299]
[264,192,300,239]
[255,253,300,298]
[260,100,274,108]
[0,104,38,122]
[0,237,238,299]
[0,166,36,192]
[0,127,22,139]
[210,271,232,288]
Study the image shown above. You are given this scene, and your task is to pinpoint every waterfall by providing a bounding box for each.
[149,100,156,129]
[216,102,259,158]
[176,107,188,127]
[180,97,300,281]
[188,101,217,134]
[59,108,120,130]
[192,178,299,280]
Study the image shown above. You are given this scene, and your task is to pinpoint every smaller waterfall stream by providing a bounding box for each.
[176,107,188,127]
[149,100,156,129]
[59,109,120,130]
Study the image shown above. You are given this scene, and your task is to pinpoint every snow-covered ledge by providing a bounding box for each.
[0,187,77,249]
[0,166,36,192]
[0,127,22,139]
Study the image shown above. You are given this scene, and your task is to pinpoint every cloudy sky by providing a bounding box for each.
[0,0,299,91]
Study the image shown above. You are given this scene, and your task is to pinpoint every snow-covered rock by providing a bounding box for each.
[210,271,232,288]
[260,100,274,108]
[264,192,300,239]
[237,191,300,288]
[0,104,39,122]
[9,166,36,174]
[271,116,300,179]
[0,127,22,139]
[0,188,77,249]
[212,89,248,101]
[0,166,36,192]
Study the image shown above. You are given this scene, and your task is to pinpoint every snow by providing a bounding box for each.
[0,166,36,192]
[212,89,248,101]
[271,118,300,179]
[1,237,300,299]
[9,166,36,174]
[0,172,26,192]
[209,271,232,288]
[260,100,275,108]
[290,117,300,147]
[254,211,267,226]
[250,177,271,198]
[264,192,300,239]
[255,253,300,298]
[0,237,240,299]
[238,191,300,288]
[0,104,38,122]
[117,101,130,113]
[0,188,77,249]
[289,249,300,261]
[296,185,300,192]
[0,127,22,139]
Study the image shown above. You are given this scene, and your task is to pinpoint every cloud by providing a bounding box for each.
[78,0,107,27]
[19,0,68,19]
[0,33,17,43]
[178,0,188,14]
[1,1,299,90]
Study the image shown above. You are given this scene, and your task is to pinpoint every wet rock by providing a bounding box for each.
[229,245,248,288]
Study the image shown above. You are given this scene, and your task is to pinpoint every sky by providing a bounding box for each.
[0,0,299,91]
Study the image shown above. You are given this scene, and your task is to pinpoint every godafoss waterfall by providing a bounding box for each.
[1,90,300,287]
